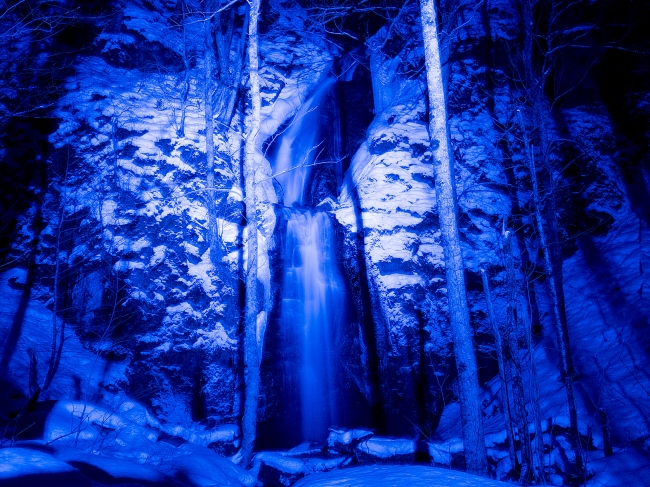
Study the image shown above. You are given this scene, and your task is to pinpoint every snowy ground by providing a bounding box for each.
[0,444,255,486]
[585,449,650,487]
[0,268,125,400]
[294,465,516,487]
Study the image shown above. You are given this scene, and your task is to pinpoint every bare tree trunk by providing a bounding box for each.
[527,315,546,483]
[599,408,613,457]
[505,230,546,483]
[517,109,583,474]
[42,178,67,394]
[27,348,39,397]
[111,117,119,173]
[204,0,223,267]
[240,0,261,469]
[481,268,517,474]
[177,1,190,138]
[219,7,249,126]
[42,153,75,393]
[502,239,532,482]
[519,0,583,474]
[419,0,488,476]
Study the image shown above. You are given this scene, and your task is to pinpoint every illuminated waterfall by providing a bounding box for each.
[273,77,345,441]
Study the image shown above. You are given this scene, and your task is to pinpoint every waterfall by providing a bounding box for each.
[282,211,344,441]
[272,77,346,442]
[273,78,336,207]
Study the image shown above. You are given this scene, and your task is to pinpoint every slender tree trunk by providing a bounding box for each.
[519,0,583,474]
[111,117,119,172]
[517,109,583,474]
[177,1,190,137]
[27,348,39,398]
[204,1,223,266]
[528,332,546,484]
[599,409,613,457]
[42,190,67,394]
[240,0,261,469]
[526,304,546,483]
[220,7,249,126]
[503,240,532,482]
[480,268,517,474]
[419,0,488,475]
[504,230,546,483]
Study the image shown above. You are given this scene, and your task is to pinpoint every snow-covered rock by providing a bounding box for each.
[353,437,416,465]
[254,451,308,487]
[327,428,373,454]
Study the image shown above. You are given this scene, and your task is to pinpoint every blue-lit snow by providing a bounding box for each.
[0,448,77,479]
[293,465,513,487]
[0,444,255,486]
[46,447,171,484]
[0,268,125,399]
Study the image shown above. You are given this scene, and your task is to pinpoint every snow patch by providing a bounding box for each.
[193,324,237,351]
[357,437,415,458]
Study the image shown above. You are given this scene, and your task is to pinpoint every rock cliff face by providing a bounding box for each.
[6,0,335,427]
[1,0,649,467]
[45,0,247,425]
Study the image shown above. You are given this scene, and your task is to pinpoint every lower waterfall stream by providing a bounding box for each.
[281,210,344,442]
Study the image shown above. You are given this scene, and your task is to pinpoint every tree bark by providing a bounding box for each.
[204,0,223,267]
[599,408,613,457]
[503,242,532,482]
[517,109,584,474]
[481,268,517,474]
[419,0,488,476]
[504,230,546,483]
[240,0,261,469]
[177,1,190,137]
[42,188,66,394]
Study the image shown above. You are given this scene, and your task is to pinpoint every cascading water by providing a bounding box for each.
[272,76,347,442]
[282,211,344,441]
[273,78,335,207]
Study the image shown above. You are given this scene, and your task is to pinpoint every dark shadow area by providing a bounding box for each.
[0,0,105,388]
[0,117,50,370]
[0,384,57,441]
[0,471,92,487]
[595,45,650,226]
[344,181,387,434]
